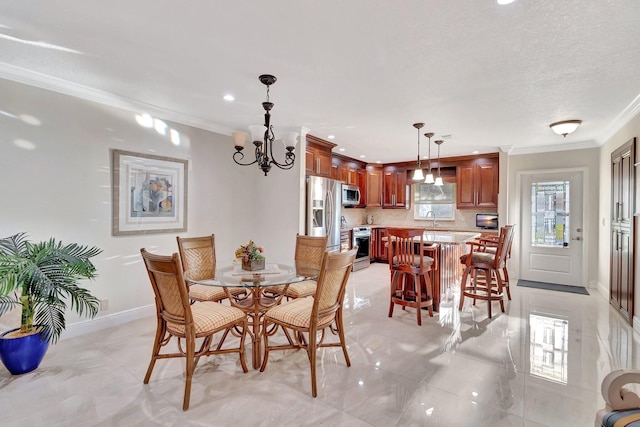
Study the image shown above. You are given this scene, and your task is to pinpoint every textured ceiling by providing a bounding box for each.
[1,0,640,163]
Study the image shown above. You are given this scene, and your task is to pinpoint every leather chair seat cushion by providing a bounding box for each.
[460,252,496,265]
[392,255,433,268]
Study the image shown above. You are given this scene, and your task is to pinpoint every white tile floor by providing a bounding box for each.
[1,263,636,426]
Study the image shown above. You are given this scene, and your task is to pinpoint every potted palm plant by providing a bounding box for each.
[0,232,102,374]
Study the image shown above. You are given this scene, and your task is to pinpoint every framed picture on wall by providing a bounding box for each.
[111,149,188,236]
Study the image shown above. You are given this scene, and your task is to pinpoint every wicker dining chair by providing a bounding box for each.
[140,249,248,411]
[283,234,328,299]
[259,248,357,397]
[177,234,244,302]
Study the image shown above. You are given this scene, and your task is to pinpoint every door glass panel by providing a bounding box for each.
[531,180,570,247]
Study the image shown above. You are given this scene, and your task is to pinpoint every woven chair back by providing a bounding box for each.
[176,235,216,281]
[294,234,328,277]
[141,249,192,327]
[312,248,357,324]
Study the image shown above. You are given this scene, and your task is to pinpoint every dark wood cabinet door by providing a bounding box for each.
[620,152,632,225]
[357,169,367,208]
[456,164,476,208]
[366,167,383,207]
[382,170,396,207]
[476,162,499,208]
[305,147,316,176]
[316,150,332,177]
[377,228,389,261]
[395,170,407,208]
[619,228,632,319]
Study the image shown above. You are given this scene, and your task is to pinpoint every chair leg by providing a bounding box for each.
[238,320,249,373]
[183,333,196,411]
[502,267,511,300]
[259,319,271,372]
[423,273,434,317]
[309,325,318,397]
[414,273,422,326]
[144,319,165,384]
[485,269,492,319]
[335,310,351,367]
[459,267,470,310]
[389,271,399,318]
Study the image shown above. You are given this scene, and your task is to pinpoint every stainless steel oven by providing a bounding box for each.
[352,226,371,271]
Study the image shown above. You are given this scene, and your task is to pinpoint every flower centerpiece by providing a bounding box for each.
[235,240,265,271]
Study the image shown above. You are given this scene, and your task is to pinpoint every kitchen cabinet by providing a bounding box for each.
[370,227,388,261]
[383,166,408,208]
[366,166,383,208]
[456,159,498,209]
[333,154,367,208]
[305,135,336,178]
[610,138,635,324]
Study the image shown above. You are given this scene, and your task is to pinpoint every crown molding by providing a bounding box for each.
[598,92,640,144]
[0,62,234,136]
[508,140,599,156]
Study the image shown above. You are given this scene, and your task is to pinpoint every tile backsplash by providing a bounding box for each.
[341,207,498,231]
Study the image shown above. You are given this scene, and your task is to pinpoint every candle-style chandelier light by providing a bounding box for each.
[232,74,298,176]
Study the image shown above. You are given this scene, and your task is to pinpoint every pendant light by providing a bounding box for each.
[424,132,435,184]
[411,123,425,180]
[434,139,444,186]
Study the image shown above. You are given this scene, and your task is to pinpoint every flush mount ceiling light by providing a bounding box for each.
[232,74,298,176]
[424,132,435,184]
[549,120,582,137]
[411,123,425,180]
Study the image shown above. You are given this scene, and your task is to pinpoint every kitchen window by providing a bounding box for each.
[413,182,456,220]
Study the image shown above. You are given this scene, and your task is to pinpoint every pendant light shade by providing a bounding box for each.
[434,139,444,186]
[412,123,425,180]
[424,132,435,184]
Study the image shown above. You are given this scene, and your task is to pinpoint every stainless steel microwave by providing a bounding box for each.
[342,184,361,206]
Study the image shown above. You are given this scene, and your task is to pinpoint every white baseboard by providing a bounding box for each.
[60,304,155,341]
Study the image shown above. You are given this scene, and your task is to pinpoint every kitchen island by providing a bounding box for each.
[375,228,481,312]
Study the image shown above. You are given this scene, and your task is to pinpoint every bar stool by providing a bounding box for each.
[458,225,513,318]
[387,228,434,325]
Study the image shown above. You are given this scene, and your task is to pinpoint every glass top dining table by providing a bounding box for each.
[192,262,314,289]
[189,262,317,369]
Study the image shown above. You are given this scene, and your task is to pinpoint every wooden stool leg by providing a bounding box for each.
[414,273,422,326]
[485,269,492,319]
[389,271,398,318]
[459,266,470,310]
[423,272,433,317]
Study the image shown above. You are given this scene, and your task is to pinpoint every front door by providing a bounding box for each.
[520,170,584,286]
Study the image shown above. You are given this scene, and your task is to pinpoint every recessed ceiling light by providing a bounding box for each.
[359,155,366,158]
[376,160,382,164]
[223,94,235,101]
[339,148,345,152]
[472,150,480,154]
[497,0,515,4]
[328,135,335,139]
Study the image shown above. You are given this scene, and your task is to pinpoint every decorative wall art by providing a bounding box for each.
[112,149,188,235]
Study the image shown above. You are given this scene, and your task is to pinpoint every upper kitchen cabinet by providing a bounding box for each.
[456,156,498,209]
[305,135,336,178]
[333,154,367,208]
[366,165,383,208]
[383,166,408,208]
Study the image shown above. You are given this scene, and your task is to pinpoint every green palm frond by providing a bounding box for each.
[0,233,102,344]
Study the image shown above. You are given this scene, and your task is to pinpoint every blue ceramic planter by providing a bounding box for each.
[0,328,49,375]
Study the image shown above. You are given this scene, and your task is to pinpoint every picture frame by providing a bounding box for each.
[111,149,188,236]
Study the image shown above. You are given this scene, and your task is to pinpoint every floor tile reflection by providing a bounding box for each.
[0,263,636,426]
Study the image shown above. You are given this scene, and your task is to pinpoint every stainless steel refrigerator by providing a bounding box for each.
[306,176,342,253]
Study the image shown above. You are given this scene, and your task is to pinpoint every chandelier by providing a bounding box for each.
[232,74,298,176]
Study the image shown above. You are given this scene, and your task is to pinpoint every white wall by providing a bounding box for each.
[0,78,302,336]
[505,147,601,287]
